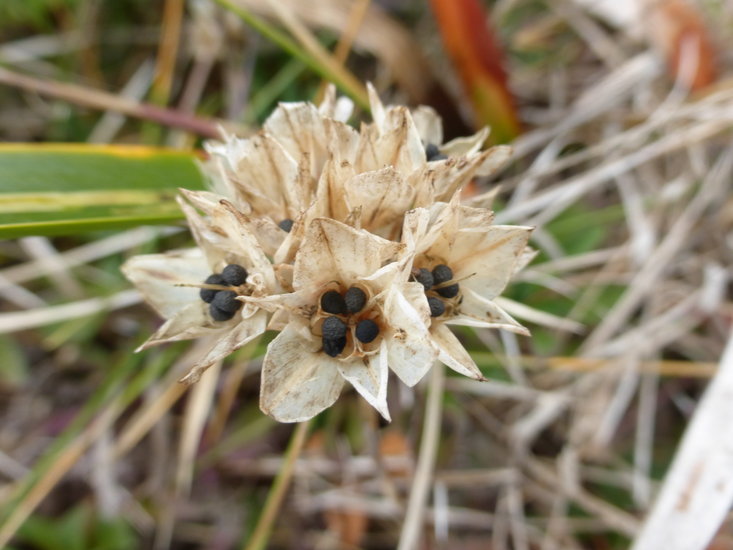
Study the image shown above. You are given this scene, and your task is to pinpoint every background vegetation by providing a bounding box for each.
[0,0,731,548]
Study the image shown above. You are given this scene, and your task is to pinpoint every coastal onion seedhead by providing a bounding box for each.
[123,84,534,422]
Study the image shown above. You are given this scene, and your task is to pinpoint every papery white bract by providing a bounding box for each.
[122,195,277,383]
[251,218,436,422]
[124,83,535,423]
[402,198,533,380]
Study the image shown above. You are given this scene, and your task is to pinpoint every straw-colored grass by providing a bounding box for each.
[0,1,731,549]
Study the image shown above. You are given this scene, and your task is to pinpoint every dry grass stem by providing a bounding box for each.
[397,363,445,550]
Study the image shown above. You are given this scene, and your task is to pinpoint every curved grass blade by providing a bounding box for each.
[0,144,205,238]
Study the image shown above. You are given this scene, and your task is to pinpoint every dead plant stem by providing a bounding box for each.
[398,362,445,550]
[243,419,312,550]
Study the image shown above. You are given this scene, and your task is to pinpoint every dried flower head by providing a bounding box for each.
[204,85,513,245]
[122,195,278,383]
[124,84,534,422]
[402,198,533,380]
[249,218,436,422]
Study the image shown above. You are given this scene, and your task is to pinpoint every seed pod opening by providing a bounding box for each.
[355,319,379,343]
[323,336,347,357]
[200,273,225,303]
[432,264,453,285]
[211,290,242,314]
[425,143,447,162]
[344,286,367,314]
[278,218,294,232]
[436,283,460,298]
[322,316,348,340]
[412,268,434,291]
[209,303,235,321]
[428,297,446,317]
[320,290,346,314]
[222,264,248,286]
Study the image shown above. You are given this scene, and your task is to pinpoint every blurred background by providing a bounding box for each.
[0,0,732,548]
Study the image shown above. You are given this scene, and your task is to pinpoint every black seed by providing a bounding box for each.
[222,264,248,286]
[278,218,294,232]
[425,142,447,161]
[323,336,346,357]
[320,290,346,314]
[210,303,235,321]
[211,290,242,314]
[200,274,225,303]
[432,264,453,285]
[355,319,379,343]
[344,287,367,313]
[322,316,347,340]
[412,268,434,291]
[437,283,460,298]
[428,297,446,317]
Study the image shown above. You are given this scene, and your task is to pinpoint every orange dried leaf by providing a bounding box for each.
[430,0,521,143]
[324,507,369,547]
[647,0,718,91]
[380,428,413,478]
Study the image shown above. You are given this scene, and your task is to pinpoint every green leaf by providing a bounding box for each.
[0,144,206,238]
[0,335,29,387]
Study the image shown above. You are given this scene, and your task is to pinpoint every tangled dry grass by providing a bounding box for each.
[0,1,732,549]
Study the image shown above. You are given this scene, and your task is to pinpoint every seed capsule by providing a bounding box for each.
[209,303,235,321]
[436,284,460,298]
[355,319,379,343]
[278,218,294,232]
[211,290,241,314]
[200,274,225,303]
[431,264,453,285]
[320,290,346,314]
[222,264,248,286]
[412,268,434,291]
[425,143,448,162]
[428,297,446,317]
[344,287,367,313]
[323,336,347,357]
[322,316,347,340]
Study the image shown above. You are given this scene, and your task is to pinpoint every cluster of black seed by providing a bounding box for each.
[425,143,448,162]
[412,264,459,318]
[199,264,247,321]
[320,286,379,357]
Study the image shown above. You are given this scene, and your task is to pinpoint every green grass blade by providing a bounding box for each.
[211,0,369,110]
[0,144,206,237]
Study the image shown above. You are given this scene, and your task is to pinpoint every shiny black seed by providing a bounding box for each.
[278,218,294,232]
[200,274,225,303]
[437,283,460,298]
[425,143,448,161]
[412,268,434,291]
[322,316,347,340]
[344,287,367,313]
[323,336,347,357]
[210,303,235,321]
[211,290,241,314]
[431,264,453,285]
[320,290,346,314]
[428,297,446,317]
[222,264,248,286]
[355,319,379,343]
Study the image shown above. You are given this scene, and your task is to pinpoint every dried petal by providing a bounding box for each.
[337,340,391,421]
[260,325,345,422]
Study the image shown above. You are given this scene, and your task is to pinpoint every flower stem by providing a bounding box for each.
[398,362,445,550]
[211,0,369,110]
[242,419,312,550]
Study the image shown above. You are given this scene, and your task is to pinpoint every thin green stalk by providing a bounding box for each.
[242,419,312,550]
[211,0,369,110]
